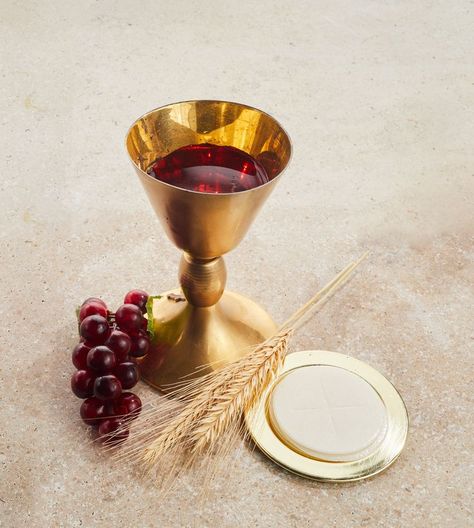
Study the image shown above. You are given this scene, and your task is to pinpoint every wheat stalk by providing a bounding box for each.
[114,254,367,473]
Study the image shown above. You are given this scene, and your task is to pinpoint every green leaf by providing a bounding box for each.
[146,295,161,340]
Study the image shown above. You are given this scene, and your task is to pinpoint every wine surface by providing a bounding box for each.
[146,143,269,193]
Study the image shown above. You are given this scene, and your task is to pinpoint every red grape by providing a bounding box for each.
[115,304,143,333]
[87,346,116,373]
[71,370,95,399]
[93,375,122,400]
[79,300,108,322]
[73,294,151,442]
[82,297,107,308]
[115,392,142,420]
[115,362,138,389]
[105,330,131,362]
[72,342,91,370]
[130,330,150,358]
[123,289,149,314]
[98,418,129,444]
[80,397,105,426]
[80,314,110,345]
[104,400,118,416]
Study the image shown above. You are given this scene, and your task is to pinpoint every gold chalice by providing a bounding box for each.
[126,100,291,390]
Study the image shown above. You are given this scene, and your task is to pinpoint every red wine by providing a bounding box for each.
[146,143,270,193]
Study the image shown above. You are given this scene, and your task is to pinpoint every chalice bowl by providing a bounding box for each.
[126,100,291,391]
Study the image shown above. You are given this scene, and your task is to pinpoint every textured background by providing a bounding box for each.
[1,1,473,526]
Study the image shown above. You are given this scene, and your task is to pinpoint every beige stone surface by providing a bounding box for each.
[1,0,473,526]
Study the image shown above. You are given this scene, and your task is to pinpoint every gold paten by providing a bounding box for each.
[125,100,291,390]
[245,350,409,482]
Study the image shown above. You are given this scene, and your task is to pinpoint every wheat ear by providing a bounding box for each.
[189,328,293,454]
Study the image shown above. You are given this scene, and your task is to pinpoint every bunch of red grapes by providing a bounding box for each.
[71,290,150,444]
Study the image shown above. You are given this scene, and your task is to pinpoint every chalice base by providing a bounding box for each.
[138,288,277,392]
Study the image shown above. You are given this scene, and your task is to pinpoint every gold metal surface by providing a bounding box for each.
[126,100,291,259]
[245,350,409,482]
[139,288,277,390]
[125,100,291,390]
[178,254,226,308]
